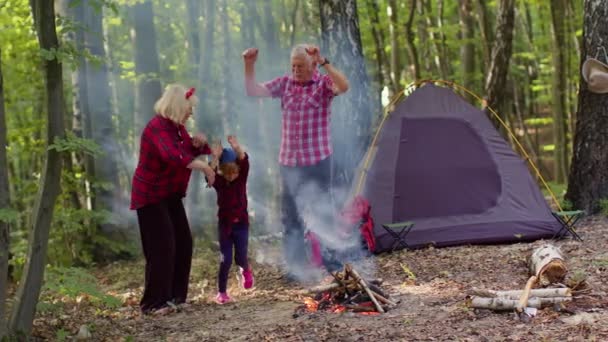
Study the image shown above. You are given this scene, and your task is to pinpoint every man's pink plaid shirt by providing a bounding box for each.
[263,72,336,167]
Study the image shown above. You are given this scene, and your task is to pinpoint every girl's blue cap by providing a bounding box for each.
[220,148,237,164]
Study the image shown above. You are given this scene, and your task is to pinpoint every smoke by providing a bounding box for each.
[97,0,378,280]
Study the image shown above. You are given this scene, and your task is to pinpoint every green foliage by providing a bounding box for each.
[48,131,104,156]
[0,207,19,224]
[55,329,69,342]
[598,199,608,216]
[524,117,553,126]
[38,266,122,314]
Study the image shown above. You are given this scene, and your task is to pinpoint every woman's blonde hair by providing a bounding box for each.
[154,84,199,123]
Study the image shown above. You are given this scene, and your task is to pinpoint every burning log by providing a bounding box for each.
[345,264,385,313]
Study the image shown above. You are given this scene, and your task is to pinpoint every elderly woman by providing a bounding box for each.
[130,84,215,315]
[242,44,349,280]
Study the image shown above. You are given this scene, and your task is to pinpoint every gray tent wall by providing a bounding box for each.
[360,84,560,253]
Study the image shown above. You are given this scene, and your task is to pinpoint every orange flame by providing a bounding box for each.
[303,297,319,312]
[332,305,347,313]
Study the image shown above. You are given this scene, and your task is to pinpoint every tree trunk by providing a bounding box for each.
[484,0,515,127]
[83,0,120,254]
[319,0,374,191]
[365,0,390,106]
[565,0,608,214]
[0,47,10,339]
[474,0,493,73]
[220,0,234,135]
[9,0,65,334]
[262,0,279,56]
[422,0,449,80]
[387,0,403,91]
[404,0,420,81]
[550,0,569,183]
[186,0,202,74]
[436,0,451,78]
[60,0,94,210]
[198,0,216,132]
[459,0,476,100]
[289,0,300,47]
[132,0,162,138]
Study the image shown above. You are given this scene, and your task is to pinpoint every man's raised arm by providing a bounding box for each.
[243,47,271,97]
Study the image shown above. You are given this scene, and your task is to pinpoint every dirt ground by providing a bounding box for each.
[33,216,608,341]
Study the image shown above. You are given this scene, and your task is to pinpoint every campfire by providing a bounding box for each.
[295,264,397,315]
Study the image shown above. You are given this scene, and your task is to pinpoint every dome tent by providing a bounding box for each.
[356,83,561,253]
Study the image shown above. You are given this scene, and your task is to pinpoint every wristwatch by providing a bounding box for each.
[320,58,330,66]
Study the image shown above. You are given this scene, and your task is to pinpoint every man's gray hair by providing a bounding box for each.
[291,44,314,65]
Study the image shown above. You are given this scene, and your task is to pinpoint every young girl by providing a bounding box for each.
[210,135,254,304]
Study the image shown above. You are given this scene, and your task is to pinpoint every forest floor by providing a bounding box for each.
[31,216,608,341]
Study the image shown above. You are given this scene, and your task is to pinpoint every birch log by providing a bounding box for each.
[469,297,541,310]
[529,244,568,285]
[469,287,571,299]
[469,296,571,310]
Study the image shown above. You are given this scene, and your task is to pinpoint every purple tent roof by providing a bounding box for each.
[361,84,560,252]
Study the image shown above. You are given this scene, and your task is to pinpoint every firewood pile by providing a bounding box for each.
[295,264,397,315]
[466,244,574,316]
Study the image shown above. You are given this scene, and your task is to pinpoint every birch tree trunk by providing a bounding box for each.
[9,0,65,334]
[565,0,608,214]
[319,0,374,191]
[484,0,515,127]
[0,47,10,340]
[550,0,569,183]
[423,0,449,79]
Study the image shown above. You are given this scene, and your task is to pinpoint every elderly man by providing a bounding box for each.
[242,44,349,279]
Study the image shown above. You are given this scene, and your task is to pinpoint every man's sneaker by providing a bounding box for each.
[215,292,231,304]
[238,267,255,289]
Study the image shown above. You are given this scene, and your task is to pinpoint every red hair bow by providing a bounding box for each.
[185,87,196,99]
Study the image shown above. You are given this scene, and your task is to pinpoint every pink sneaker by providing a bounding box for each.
[215,292,231,304]
[239,267,255,289]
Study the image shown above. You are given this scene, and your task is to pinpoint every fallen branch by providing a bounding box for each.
[517,276,538,313]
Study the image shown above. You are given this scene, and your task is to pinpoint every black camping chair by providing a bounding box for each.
[381,221,415,252]
[551,210,584,241]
